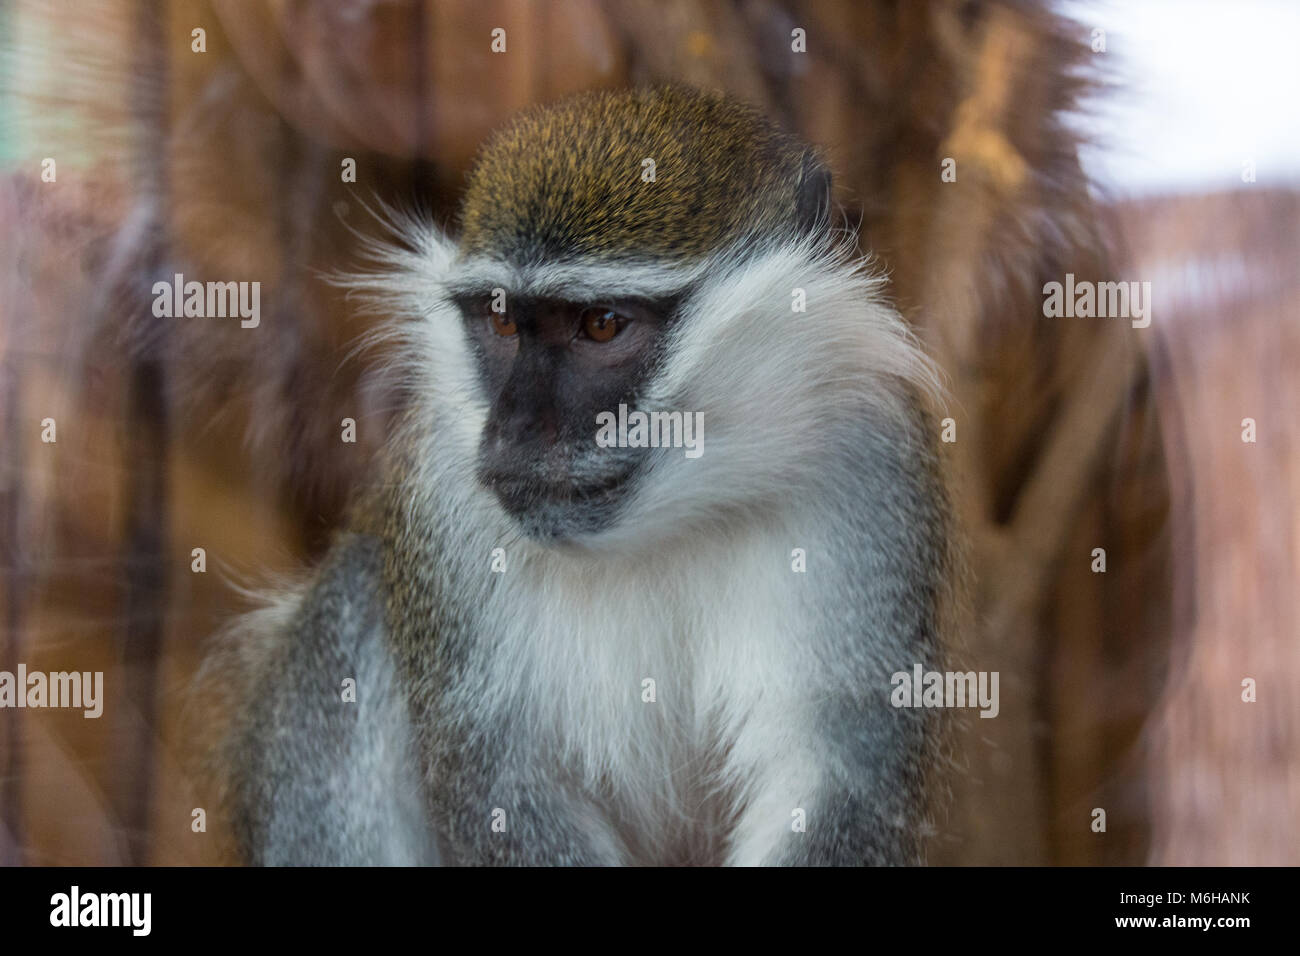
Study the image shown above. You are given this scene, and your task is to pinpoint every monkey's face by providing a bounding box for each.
[406,86,857,549]
[455,291,678,541]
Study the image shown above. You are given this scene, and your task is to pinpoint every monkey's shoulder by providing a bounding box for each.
[223,533,387,731]
[292,532,386,647]
[218,531,438,863]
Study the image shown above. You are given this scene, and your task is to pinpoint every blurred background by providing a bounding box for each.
[0,0,1295,865]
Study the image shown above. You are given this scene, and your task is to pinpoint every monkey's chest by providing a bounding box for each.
[470,557,806,863]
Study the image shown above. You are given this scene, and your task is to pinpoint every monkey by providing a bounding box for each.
[207,84,961,866]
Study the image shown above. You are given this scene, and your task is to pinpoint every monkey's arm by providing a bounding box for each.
[433,770,629,866]
[728,411,953,867]
[786,700,936,866]
[725,694,935,867]
[219,534,440,865]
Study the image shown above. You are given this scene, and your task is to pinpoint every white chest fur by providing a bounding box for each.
[464,518,818,860]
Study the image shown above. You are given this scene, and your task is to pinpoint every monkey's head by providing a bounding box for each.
[382,86,934,550]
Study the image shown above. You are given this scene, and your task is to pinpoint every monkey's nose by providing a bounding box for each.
[494,409,559,448]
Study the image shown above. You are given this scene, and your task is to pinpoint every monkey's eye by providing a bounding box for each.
[579,307,624,343]
[489,311,517,337]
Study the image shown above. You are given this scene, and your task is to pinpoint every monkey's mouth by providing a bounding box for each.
[478,466,637,539]
[481,468,633,509]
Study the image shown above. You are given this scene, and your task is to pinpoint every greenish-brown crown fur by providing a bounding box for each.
[458,86,830,265]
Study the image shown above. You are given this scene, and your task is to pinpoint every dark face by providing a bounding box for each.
[456,290,678,541]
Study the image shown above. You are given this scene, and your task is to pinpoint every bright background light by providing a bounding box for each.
[1064,0,1300,196]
